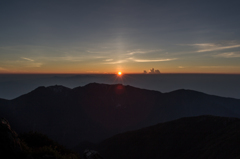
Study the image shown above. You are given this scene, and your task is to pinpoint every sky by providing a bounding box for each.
[0,0,240,74]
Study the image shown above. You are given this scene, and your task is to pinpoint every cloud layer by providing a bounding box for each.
[189,43,240,53]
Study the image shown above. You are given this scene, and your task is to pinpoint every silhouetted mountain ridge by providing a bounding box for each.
[0,83,240,148]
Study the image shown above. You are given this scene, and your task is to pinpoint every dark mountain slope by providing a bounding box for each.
[0,83,240,148]
[0,117,80,159]
[0,98,9,108]
[148,89,240,124]
[98,115,240,159]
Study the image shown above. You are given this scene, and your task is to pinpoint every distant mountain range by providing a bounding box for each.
[0,83,240,148]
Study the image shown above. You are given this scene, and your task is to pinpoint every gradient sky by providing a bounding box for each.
[1,0,240,74]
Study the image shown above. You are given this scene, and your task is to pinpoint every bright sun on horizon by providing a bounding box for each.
[118,71,122,75]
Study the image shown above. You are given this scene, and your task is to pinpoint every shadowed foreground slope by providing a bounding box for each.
[98,115,240,159]
[0,118,80,159]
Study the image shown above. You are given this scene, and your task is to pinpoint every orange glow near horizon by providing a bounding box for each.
[1,66,240,75]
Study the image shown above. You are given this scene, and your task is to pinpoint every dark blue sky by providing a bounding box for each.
[1,0,240,73]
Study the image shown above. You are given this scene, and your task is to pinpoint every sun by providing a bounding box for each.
[118,71,122,76]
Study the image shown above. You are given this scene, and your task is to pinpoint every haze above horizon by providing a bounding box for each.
[0,0,240,74]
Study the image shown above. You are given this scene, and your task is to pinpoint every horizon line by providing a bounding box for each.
[0,73,240,75]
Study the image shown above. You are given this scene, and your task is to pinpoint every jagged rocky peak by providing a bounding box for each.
[85,82,108,88]
[85,83,123,87]
[47,85,71,93]
[83,83,112,91]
